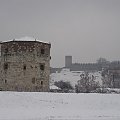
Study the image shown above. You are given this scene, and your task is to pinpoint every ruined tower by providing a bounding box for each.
[0,37,51,92]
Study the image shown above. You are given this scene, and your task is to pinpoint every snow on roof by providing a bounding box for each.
[2,36,50,44]
[16,36,38,41]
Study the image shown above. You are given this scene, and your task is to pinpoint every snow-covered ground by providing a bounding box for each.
[0,92,120,120]
[50,69,102,87]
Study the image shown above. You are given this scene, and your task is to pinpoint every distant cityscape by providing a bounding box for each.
[51,56,120,91]
[51,56,120,73]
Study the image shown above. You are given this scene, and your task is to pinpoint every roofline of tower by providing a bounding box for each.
[0,40,51,45]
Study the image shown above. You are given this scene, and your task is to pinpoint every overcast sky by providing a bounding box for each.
[0,0,120,67]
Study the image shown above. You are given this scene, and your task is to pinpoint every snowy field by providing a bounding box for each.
[0,92,120,120]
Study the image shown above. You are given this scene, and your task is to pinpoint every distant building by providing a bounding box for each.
[0,37,51,92]
[65,56,72,68]
[51,56,104,73]
[64,56,102,71]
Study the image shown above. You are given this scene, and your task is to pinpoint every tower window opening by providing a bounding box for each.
[23,65,26,70]
[5,48,8,53]
[5,80,7,84]
[41,81,43,85]
[4,63,8,70]
[41,49,45,54]
[40,64,45,70]
[32,78,35,84]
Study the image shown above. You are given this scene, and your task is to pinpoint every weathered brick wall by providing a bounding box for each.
[0,41,51,92]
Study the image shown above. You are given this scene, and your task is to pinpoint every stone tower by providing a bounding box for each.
[0,37,51,92]
[65,56,72,68]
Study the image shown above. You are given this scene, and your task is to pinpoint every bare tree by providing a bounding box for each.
[75,72,100,93]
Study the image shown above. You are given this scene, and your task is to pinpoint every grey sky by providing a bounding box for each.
[0,0,120,67]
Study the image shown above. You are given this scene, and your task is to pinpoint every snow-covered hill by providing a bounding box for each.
[0,92,120,120]
[50,69,102,87]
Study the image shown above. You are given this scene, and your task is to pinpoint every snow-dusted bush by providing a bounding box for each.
[54,80,73,93]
